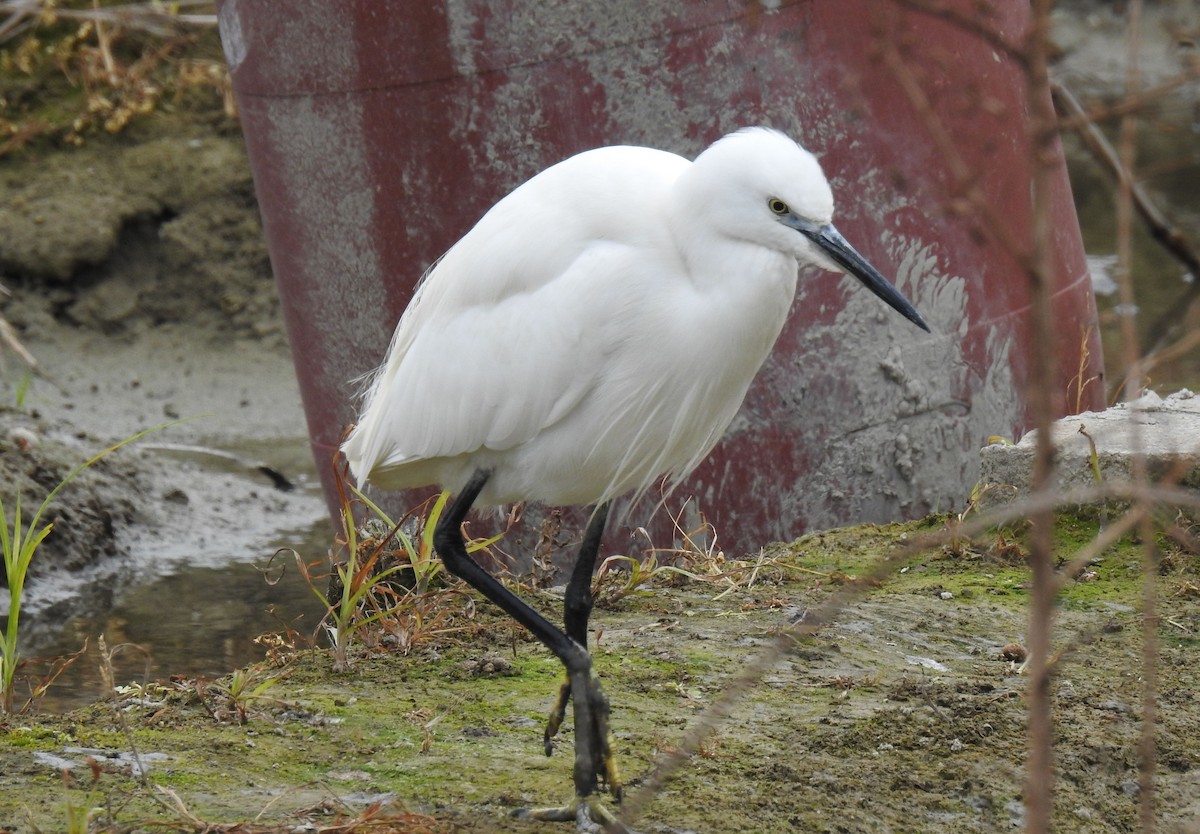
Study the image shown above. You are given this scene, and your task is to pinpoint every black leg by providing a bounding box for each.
[546,503,612,759]
[565,502,611,646]
[434,470,620,809]
[434,470,588,668]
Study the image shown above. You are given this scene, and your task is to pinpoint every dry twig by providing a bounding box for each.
[1052,80,1200,358]
[0,0,215,45]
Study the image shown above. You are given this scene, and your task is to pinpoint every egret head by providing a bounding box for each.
[682,127,929,332]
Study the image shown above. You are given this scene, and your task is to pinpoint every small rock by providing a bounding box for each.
[464,653,512,677]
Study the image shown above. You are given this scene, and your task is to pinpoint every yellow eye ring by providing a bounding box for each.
[768,198,789,215]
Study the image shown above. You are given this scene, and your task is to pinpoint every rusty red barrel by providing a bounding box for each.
[217,1,1103,553]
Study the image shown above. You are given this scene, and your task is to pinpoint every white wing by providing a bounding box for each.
[342,145,690,491]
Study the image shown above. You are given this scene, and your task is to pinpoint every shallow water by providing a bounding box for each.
[19,515,332,713]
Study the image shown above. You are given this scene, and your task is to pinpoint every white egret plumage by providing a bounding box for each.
[342,127,928,829]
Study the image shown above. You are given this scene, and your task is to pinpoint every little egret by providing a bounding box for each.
[343,127,929,829]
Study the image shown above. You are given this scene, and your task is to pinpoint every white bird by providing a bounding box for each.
[342,127,928,830]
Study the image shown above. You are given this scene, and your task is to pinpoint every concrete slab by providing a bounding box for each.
[978,389,1200,508]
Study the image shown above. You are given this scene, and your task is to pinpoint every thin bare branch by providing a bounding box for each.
[1107,5,1162,830]
[867,4,1031,271]
[1052,81,1200,357]
[1054,64,1200,132]
[1009,2,1070,829]
[0,313,41,375]
[887,0,1028,67]
[0,0,216,45]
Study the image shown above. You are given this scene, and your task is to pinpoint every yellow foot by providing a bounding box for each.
[543,674,623,796]
[514,795,639,833]
[537,667,625,829]
[544,676,572,755]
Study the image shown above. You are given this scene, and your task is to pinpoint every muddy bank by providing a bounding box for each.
[0,342,324,654]
[0,126,327,647]
[1,127,278,340]
[0,12,328,615]
[0,519,1197,833]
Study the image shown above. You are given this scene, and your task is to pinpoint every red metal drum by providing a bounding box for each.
[217,1,1103,554]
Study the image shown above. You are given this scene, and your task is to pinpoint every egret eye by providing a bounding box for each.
[767,198,790,215]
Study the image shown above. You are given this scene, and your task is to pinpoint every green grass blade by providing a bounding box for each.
[2,418,187,713]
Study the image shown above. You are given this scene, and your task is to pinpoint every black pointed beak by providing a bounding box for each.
[794,221,930,333]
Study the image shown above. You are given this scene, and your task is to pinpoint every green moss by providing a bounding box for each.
[2,724,74,748]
